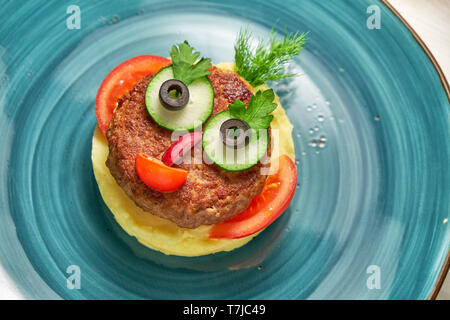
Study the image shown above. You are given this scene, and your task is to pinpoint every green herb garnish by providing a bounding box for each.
[229,89,278,130]
[170,41,211,85]
[235,27,308,86]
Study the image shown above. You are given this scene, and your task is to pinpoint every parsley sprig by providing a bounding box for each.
[235,27,308,86]
[229,89,278,131]
[170,41,211,85]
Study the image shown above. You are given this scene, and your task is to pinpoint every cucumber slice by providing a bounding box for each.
[145,66,213,131]
[202,110,269,171]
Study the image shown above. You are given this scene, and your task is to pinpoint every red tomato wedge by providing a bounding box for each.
[209,155,297,239]
[95,55,171,135]
[136,153,188,193]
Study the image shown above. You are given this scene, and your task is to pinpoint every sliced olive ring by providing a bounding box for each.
[159,79,189,110]
[220,118,251,149]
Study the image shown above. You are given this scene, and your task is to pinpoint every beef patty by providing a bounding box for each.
[105,66,271,228]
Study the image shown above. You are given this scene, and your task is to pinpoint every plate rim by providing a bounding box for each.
[381,0,450,300]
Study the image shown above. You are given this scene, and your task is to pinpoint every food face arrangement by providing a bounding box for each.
[92,28,307,256]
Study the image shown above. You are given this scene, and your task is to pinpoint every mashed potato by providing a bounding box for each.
[91,62,295,256]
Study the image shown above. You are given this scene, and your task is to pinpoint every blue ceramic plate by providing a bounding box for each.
[0,0,448,299]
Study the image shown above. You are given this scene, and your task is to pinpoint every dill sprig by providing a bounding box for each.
[234,27,308,87]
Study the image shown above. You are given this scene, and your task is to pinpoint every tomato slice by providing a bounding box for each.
[95,55,171,135]
[209,155,297,239]
[136,153,188,193]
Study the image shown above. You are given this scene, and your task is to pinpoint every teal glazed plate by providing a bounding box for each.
[0,0,449,299]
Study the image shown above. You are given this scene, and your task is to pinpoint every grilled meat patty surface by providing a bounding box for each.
[106,66,270,228]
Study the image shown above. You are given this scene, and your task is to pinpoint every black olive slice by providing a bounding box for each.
[220,118,251,149]
[159,79,189,110]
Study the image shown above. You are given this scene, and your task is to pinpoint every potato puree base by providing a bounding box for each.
[91,62,295,256]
